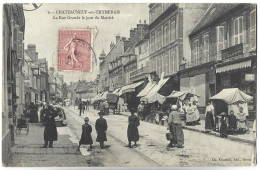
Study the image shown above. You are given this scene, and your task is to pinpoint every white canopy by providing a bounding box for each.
[209,88,253,104]
[140,92,165,104]
[167,91,199,101]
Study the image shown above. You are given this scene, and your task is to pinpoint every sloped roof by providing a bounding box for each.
[189,3,240,36]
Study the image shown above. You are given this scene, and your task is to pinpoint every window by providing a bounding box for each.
[250,10,256,49]
[202,35,209,63]
[156,29,162,50]
[194,40,200,66]
[151,32,155,53]
[170,19,176,42]
[169,48,175,74]
[163,24,169,46]
[174,47,179,73]
[157,55,162,77]
[163,52,169,75]
[234,16,243,45]
[217,26,225,52]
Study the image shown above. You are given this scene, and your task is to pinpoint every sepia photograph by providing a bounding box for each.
[1,1,257,168]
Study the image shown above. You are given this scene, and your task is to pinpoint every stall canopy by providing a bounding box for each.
[140,92,165,104]
[118,81,144,96]
[167,91,199,101]
[209,88,253,104]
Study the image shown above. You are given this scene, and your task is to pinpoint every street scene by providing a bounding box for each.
[2,3,257,167]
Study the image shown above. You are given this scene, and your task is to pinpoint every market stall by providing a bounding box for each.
[209,88,253,132]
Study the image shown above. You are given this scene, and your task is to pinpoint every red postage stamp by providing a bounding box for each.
[58,29,92,72]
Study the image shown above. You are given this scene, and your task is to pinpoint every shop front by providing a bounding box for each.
[179,61,216,113]
[215,56,256,120]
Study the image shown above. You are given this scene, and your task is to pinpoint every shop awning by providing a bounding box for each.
[122,81,144,94]
[112,88,121,96]
[118,81,144,96]
[140,92,165,104]
[216,60,251,73]
[136,82,156,97]
[145,77,170,97]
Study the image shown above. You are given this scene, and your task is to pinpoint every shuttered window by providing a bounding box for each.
[202,35,209,63]
[217,26,225,51]
[194,40,200,66]
[234,16,243,45]
[250,10,256,49]
[170,19,176,42]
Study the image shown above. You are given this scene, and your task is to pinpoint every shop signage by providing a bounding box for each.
[245,74,255,81]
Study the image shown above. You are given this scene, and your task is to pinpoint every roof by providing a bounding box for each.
[189,3,240,36]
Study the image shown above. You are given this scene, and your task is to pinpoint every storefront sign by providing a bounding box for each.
[245,74,255,81]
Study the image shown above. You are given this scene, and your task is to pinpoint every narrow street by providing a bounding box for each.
[65,106,255,167]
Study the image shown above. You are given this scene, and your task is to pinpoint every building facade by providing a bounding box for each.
[2,3,25,166]
[187,3,256,117]
[147,3,210,96]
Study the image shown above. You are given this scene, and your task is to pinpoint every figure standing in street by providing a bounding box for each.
[99,100,106,113]
[29,102,38,123]
[41,102,58,148]
[95,111,108,149]
[79,100,84,116]
[220,115,228,138]
[167,105,184,148]
[127,109,140,148]
[228,110,237,134]
[137,102,144,120]
[185,102,196,125]
[237,107,247,134]
[205,101,215,132]
[192,101,200,125]
[78,117,93,151]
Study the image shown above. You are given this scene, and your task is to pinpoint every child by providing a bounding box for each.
[228,110,237,135]
[78,117,93,151]
[220,117,228,138]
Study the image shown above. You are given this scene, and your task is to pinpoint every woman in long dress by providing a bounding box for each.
[95,111,108,149]
[127,109,140,148]
[236,107,247,134]
[205,101,215,132]
[186,102,197,125]
[192,101,200,124]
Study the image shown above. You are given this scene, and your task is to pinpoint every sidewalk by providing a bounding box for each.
[118,111,256,145]
[9,123,88,167]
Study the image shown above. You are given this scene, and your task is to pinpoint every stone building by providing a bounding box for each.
[186,3,256,118]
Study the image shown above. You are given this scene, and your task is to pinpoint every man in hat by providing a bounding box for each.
[167,105,184,148]
[41,102,58,148]
[95,111,108,149]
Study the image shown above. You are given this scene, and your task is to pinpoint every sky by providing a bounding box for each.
[24,3,149,84]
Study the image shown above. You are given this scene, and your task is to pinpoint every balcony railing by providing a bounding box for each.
[221,43,243,60]
[130,67,150,82]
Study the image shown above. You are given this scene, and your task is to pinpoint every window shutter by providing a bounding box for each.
[250,10,256,49]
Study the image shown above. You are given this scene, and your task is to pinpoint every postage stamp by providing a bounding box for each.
[58,29,92,72]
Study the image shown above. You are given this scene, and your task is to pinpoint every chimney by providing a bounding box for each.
[121,37,126,41]
[70,82,72,85]
[49,67,54,76]
[144,20,146,24]
[139,20,141,24]
[116,35,121,43]
[27,44,36,60]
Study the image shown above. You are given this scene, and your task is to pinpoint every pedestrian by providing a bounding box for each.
[41,102,58,148]
[78,117,93,151]
[192,101,200,125]
[167,105,184,148]
[205,100,215,132]
[220,116,228,138]
[37,101,43,123]
[185,102,196,126]
[99,100,106,113]
[29,102,38,123]
[137,102,144,120]
[228,110,237,135]
[74,97,79,109]
[127,109,140,148]
[79,100,84,116]
[104,100,109,115]
[95,111,108,149]
[237,107,247,134]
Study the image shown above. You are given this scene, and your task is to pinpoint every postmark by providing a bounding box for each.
[58,29,92,72]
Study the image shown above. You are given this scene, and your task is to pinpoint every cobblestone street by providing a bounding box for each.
[65,106,256,167]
